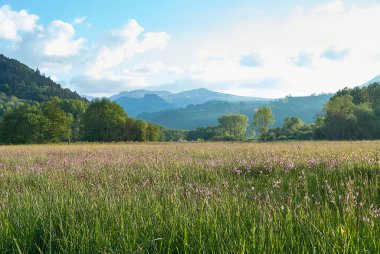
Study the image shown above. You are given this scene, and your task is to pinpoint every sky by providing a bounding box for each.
[0,0,380,98]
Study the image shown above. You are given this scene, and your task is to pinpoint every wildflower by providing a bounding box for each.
[272,179,281,188]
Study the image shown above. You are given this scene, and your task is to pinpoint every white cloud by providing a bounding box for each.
[0,5,39,41]
[132,61,183,75]
[86,19,170,79]
[169,0,380,97]
[73,16,86,25]
[41,20,85,57]
[2,2,380,98]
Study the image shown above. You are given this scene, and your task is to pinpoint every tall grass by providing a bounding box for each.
[0,142,379,253]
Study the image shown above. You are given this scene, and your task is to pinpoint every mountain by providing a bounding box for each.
[110,87,270,116]
[110,89,173,101]
[168,88,270,107]
[111,88,269,108]
[115,94,174,116]
[0,54,83,102]
[137,94,333,130]
[360,75,380,87]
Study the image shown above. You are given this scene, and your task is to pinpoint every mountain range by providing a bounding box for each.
[109,88,334,129]
[0,54,378,131]
[136,94,333,130]
[111,88,270,116]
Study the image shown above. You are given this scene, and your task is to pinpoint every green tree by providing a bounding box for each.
[146,124,161,141]
[132,120,148,141]
[253,107,274,141]
[322,94,356,140]
[41,98,73,143]
[0,104,46,144]
[353,103,374,139]
[218,114,248,140]
[60,99,88,141]
[82,99,127,142]
[282,116,304,136]
[161,128,188,141]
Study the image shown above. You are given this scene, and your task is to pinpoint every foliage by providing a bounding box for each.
[161,128,188,141]
[0,98,74,143]
[41,98,73,143]
[253,107,275,140]
[316,83,380,140]
[0,104,46,143]
[187,126,218,141]
[82,99,128,142]
[266,116,314,141]
[0,54,83,102]
[217,114,248,140]
[0,97,160,144]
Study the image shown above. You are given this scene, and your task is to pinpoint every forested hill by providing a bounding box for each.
[0,54,83,102]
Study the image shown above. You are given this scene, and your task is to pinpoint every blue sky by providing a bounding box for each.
[1,0,380,97]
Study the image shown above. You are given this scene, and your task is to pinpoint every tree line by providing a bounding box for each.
[1,83,379,143]
[0,98,161,144]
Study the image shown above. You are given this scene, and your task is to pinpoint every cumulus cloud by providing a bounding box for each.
[0,5,39,41]
[85,19,170,79]
[239,52,262,67]
[41,20,85,57]
[321,47,350,61]
[171,0,380,97]
[2,1,380,98]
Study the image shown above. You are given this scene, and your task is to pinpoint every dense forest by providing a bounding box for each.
[0,98,162,144]
[0,54,82,102]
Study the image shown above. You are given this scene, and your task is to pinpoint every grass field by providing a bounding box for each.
[0,142,379,253]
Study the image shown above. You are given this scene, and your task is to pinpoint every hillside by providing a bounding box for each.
[115,94,174,116]
[0,54,83,102]
[137,94,333,130]
[110,90,173,101]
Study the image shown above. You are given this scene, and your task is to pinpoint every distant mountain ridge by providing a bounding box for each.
[111,88,269,104]
[110,87,270,116]
[360,75,380,87]
[137,94,333,130]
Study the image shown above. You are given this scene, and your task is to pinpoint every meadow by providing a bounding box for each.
[0,142,379,253]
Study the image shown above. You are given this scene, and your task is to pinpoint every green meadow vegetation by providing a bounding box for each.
[0,142,379,253]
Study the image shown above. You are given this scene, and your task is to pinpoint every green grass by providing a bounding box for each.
[0,142,379,253]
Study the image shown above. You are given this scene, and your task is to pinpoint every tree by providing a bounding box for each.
[132,120,148,141]
[322,94,356,140]
[41,98,73,143]
[253,107,274,141]
[0,104,47,144]
[282,116,304,136]
[82,99,127,142]
[218,114,248,140]
[146,124,161,141]
[161,129,188,141]
[60,99,88,141]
